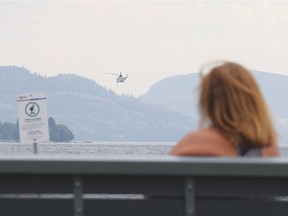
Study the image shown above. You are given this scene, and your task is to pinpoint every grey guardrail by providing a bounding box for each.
[0,155,287,177]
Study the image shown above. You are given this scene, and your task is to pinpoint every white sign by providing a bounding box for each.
[17,93,50,144]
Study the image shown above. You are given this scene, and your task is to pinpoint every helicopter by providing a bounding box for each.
[107,71,129,83]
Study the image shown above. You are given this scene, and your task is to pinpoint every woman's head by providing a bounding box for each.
[199,61,276,148]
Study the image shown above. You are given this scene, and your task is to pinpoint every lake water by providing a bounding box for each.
[0,142,174,156]
[0,141,287,157]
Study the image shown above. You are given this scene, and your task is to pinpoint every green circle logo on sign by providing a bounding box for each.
[25,102,40,117]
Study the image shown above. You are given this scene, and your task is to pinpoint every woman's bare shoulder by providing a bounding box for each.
[261,137,280,157]
[170,128,237,156]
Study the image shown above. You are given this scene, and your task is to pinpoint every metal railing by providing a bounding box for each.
[0,155,288,216]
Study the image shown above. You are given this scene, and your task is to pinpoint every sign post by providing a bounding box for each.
[17,93,50,152]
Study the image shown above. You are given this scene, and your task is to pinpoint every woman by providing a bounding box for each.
[171,61,279,157]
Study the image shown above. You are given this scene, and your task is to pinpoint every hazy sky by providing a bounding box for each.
[1,0,288,96]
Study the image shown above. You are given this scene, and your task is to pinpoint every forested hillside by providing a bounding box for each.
[0,66,196,141]
[140,72,288,143]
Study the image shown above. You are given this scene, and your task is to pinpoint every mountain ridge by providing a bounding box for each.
[0,66,196,141]
[140,71,288,143]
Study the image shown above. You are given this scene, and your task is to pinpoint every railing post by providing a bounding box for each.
[185,177,196,216]
[74,176,84,216]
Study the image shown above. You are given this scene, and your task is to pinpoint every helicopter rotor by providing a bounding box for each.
[107,73,119,76]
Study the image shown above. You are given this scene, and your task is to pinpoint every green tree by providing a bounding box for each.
[48,117,74,142]
[1,122,16,140]
[48,117,57,141]
[0,122,3,140]
[13,120,20,141]
[0,118,74,142]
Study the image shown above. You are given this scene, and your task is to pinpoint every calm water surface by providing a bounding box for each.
[0,142,287,157]
[0,142,174,156]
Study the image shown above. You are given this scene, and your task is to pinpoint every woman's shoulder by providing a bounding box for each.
[261,138,280,157]
[194,128,225,139]
[171,128,237,156]
[185,128,231,145]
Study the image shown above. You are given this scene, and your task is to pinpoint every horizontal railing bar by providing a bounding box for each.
[0,156,287,177]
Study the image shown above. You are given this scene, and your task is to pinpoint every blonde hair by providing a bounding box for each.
[199,61,276,148]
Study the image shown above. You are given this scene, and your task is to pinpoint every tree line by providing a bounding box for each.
[0,117,74,142]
